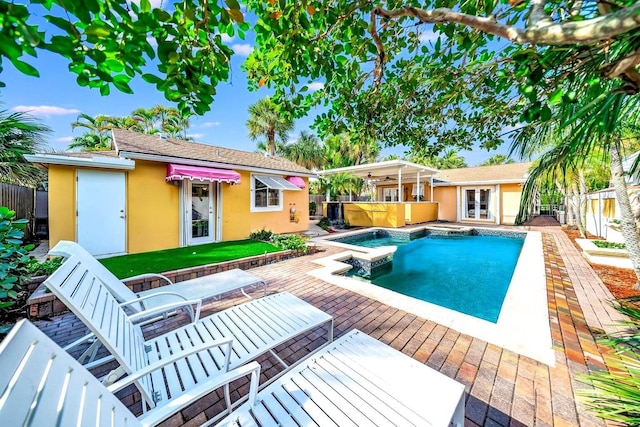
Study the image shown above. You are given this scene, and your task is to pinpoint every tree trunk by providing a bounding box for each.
[610,142,640,290]
[578,169,588,237]
[267,128,276,157]
[569,179,586,237]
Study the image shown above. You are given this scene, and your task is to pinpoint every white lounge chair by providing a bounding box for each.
[49,240,268,324]
[43,249,333,404]
[0,319,261,427]
[0,322,464,427]
[216,329,466,426]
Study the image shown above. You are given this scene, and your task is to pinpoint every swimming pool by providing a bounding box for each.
[346,234,524,323]
[311,226,554,365]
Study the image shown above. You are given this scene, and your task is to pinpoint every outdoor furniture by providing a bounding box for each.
[0,319,261,427]
[215,329,466,427]
[43,249,334,400]
[49,240,268,324]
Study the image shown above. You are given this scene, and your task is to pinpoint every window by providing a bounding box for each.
[251,174,300,211]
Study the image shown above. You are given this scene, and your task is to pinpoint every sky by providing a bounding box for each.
[1,5,510,167]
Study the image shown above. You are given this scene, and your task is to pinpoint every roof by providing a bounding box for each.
[318,160,439,180]
[112,129,313,176]
[433,162,533,185]
[24,152,135,170]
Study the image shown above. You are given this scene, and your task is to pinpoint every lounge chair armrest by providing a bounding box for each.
[121,273,173,285]
[136,362,261,427]
[126,298,203,323]
[107,337,236,393]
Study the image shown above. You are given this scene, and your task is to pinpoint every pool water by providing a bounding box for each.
[347,234,524,322]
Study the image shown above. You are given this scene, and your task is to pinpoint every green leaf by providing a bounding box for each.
[225,0,240,9]
[11,59,40,77]
[140,0,151,12]
[85,24,111,38]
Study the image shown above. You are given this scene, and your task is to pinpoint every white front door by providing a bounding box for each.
[77,170,126,256]
[186,181,216,245]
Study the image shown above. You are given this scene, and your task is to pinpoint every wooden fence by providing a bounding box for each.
[0,183,35,238]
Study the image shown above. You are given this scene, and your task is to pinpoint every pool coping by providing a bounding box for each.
[311,226,555,366]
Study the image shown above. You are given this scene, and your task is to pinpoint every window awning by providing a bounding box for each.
[285,176,306,189]
[255,175,301,191]
[166,163,241,184]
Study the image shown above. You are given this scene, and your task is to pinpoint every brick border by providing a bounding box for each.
[27,246,319,319]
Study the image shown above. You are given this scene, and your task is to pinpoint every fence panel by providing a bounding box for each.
[0,183,35,238]
[309,194,325,216]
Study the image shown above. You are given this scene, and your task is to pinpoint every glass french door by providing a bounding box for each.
[187,182,216,245]
[464,188,493,220]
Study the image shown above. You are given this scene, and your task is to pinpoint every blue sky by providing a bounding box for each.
[0,7,509,166]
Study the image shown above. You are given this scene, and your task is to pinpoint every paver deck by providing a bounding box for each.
[31,218,628,426]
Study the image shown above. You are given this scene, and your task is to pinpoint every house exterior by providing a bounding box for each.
[26,129,314,257]
[432,162,533,225]
[318,160,532,227]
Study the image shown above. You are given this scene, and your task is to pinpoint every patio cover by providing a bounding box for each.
[285,176,306,188]
[166,163,241,184]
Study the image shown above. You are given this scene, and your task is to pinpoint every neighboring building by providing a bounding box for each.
[432,162,532,225]
[26,129,314,257]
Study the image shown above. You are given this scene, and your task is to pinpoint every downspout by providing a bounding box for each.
[416,172,421,202]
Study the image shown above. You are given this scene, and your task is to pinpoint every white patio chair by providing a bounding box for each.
[43,249,333,403]
[49,240,268,324]
[0,319,261,427]
[215,329,466,427]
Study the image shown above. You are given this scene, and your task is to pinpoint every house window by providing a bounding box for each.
[251,174,301,212]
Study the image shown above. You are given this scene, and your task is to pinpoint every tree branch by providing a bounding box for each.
[374,2,640,45]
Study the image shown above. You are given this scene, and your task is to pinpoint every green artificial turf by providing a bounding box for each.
[99,240,281,279]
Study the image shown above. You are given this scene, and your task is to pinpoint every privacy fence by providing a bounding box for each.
[0,183,35,239]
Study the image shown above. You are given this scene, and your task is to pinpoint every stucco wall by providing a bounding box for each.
[127,160,180,253]
[500,183,523,225]
[48,165,76,248]
[433,187,457,221]
[221,171,309,241]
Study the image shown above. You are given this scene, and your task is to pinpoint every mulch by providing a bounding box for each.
[563,228,640,300]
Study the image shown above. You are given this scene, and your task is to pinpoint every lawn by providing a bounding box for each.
[100,240,281,279]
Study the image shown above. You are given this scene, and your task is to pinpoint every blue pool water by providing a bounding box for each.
[346,234,524,322]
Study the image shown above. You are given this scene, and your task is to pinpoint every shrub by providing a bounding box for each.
[26,256,63,276]
[593,240,626,250]
[0,207,34,310]
[249,228,273,242]
[317,217,331,231]
[309,201,317,216]
[578,299,640,424]
[270,234,309,252]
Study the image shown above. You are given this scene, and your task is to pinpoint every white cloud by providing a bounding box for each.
[308,82,325,91]
[146,36,157,48]
[188,133,204,140]
[231,43,253,56]
[419,29,440,43]
[54,136,74,143]
[199,121,221,128]
[11,105,80,118]
[220,34,234,43]
[148,0,164,8]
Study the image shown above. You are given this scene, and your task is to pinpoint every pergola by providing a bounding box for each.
[318,160,439,202]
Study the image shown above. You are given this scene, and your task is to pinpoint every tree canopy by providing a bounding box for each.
[244,0,640,154]
[2,0,247,115]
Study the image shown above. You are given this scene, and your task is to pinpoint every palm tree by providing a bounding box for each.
[408,148,467,169]
[512,89,640,291]
[0,109,50,186]
[480,154,515,166]
[281,131,325,170]
[70,113,114,150]
[246,97,294,157]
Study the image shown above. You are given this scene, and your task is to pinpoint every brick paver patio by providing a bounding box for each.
[32,218,627,426]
